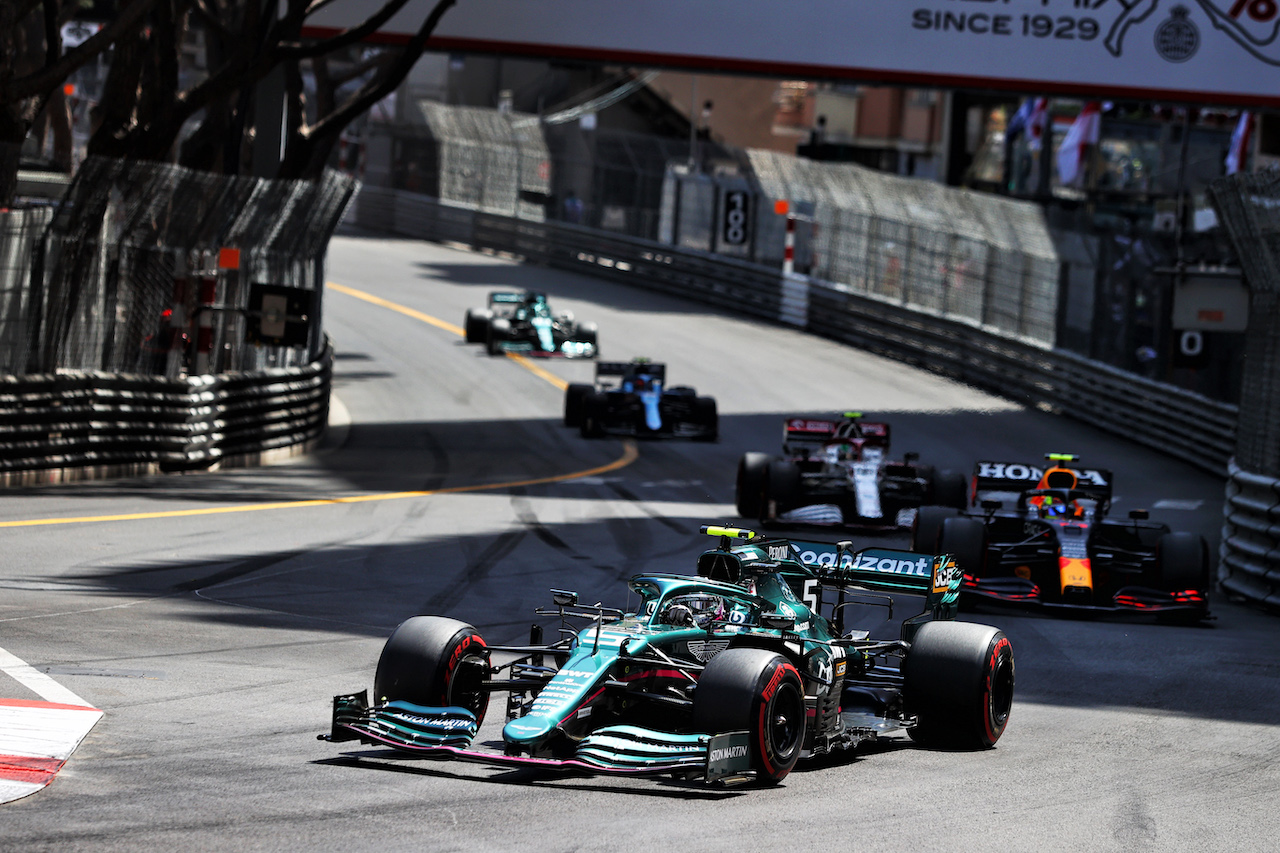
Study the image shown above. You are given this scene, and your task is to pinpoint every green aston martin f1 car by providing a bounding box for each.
[320,525,1015,787]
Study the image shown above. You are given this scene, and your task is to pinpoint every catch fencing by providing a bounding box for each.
[1209,170,1280,610]
[0,159,355,480]
[357,187,1260,607]
[351,186,1237,478]
[364,103,1241,402]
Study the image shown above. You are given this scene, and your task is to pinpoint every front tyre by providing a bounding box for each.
[575,321,599,357]
[464,308,492,344]
[1156,532,1211,624]
[932,470,969,509]
[938,516,988,578]
[693,648,806,784]
[903,621,1014,749]
[486,318,512,356]
[579,390,606,438]
[912,505,960,552]
[764,459,803,515]
[691,396,718,442]
[736,453,772,518]
[564,383,593,427]
[373,616,491,725]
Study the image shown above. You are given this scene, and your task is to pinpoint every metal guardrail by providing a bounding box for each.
[354,186,1238,476]
[353,187,1272,610]
[0,340,332,486]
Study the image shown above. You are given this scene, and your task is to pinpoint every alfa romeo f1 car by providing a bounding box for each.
[911,453,1211,623]
[736,412,967,528]
[463,290,598,358]
[320,525,1014,788]
[564,358,717,441]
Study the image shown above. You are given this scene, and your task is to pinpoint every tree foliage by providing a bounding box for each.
[0,0,457,205]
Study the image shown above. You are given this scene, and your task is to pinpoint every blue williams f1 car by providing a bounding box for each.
[320,526,1015,787]
[564,359,718,441]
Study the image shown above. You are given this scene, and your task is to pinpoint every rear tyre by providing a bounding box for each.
[911,505,960,552]
[693,648,806,784]
[903,621,1014,750]
[691,396,718,442]
[765,459,803,515]
[1156,532,1210,624]
[736,453,772,518]
[373,616,491,725]
[463,308,492,344]
[564,383,593,427]
[575,321,598,356]
[932,470,969,509]
[579,390,606,438]
[486,318,512,356]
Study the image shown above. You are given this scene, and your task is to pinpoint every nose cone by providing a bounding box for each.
[502,714,559,748]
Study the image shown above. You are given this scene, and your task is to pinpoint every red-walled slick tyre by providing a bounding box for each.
[373,616,491,726]
[693,648,806,784]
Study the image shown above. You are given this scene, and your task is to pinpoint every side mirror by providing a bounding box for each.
[904,452,919,464]
[551,589,579,607]
[1128,509,1149,520]
[761,612,796,631]
[981,499,1003,510]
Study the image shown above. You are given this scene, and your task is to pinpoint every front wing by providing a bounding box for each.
[962,575,1209,617]
[320,692,754,785]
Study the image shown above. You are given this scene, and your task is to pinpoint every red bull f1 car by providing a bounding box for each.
[564,359,717,441]
[320,525,1014,788]
[736,413,967,528]
[463,290,598,358]
[911,453,1211,623]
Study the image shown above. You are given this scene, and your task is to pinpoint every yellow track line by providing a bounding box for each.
[327,282,464,336]
[0,284,632,528]
[1,440,638,529]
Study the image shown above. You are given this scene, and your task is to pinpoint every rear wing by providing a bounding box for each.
[489,291,532,306]
[972,459,1113,501]
[782,416,889,452]
[696,526,959,616]
[596,361,666,382]
[786,540,959,602]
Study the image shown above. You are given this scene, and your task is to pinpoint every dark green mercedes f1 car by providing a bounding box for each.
[320,525,1015,787]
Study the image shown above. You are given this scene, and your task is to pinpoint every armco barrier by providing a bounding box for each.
[0,340,332,486]
[353,187,1238,474]
[1221,461,1280,610]
[353,188,1273,609]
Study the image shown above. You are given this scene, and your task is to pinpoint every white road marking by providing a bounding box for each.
[0,647,93,707]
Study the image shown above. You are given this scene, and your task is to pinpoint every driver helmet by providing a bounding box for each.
[1040,495,1081,518]
[661,594,724,627]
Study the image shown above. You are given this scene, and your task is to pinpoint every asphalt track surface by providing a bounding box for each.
[1,231,1278,852]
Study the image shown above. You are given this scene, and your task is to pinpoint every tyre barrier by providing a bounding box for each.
[352,188,1280,613]
[352,187,1237,474]
[0,340,332,487]
[1220,460,1280,610]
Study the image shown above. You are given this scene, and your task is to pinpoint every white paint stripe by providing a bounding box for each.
[0,647,92,707]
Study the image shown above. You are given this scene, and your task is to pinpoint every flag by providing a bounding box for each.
[1027,98,1048,151]
[1226,111,1254,175]
[1056,101,1101,187]
[1007,99,1033,140]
